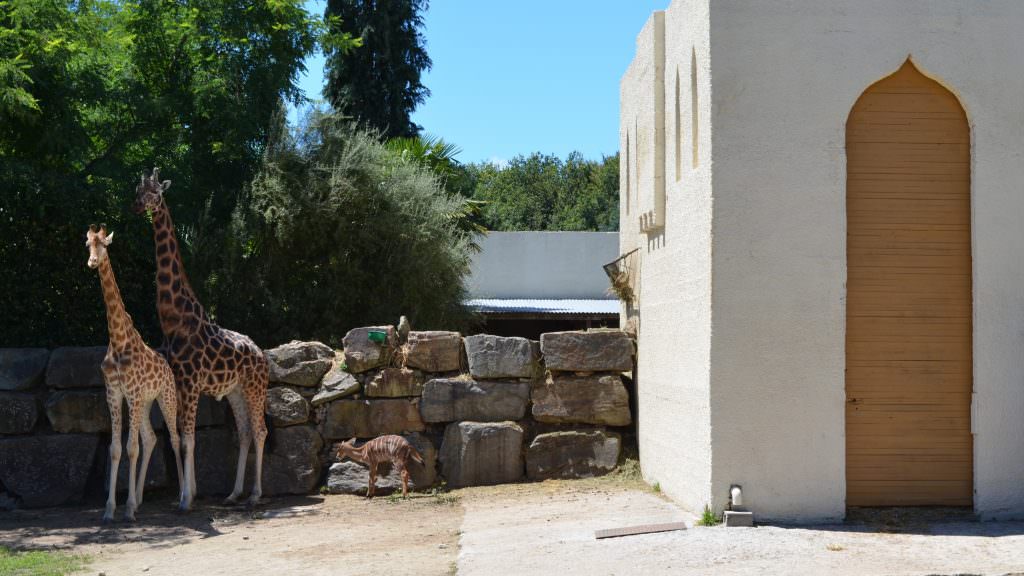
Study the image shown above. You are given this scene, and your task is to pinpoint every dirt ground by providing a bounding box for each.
[3,474,1024,576]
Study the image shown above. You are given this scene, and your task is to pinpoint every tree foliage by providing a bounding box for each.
[217,111,474,345]
[468,152,620,232]
[324,0,431,138]
[0,0,355,347]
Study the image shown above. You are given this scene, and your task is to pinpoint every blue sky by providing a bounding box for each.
[294,0,667,165]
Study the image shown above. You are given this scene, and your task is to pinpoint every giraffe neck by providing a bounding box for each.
[97,257,132,347]
[152,200,209,338]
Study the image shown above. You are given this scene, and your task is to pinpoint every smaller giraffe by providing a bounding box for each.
[86,225,183,522]
[335,435,424,498]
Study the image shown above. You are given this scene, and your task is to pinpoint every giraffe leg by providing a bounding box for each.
[243,373,268,509]
[103,388,124,524]
[178,388,200,513]
[158,385,184,503]
[124,399,142,522]
[135,399,157,507]
[224,387,251,505]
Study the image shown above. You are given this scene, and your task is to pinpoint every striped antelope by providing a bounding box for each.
[336,435,425,498]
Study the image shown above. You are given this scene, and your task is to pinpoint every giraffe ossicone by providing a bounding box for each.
[86,225,184,523]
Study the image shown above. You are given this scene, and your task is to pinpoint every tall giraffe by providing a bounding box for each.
[86,225,183,522]
[133,169,269,510]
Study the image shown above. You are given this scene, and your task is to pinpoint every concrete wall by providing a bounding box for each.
[466,232,619,299]
[624,0,1024,521]
[620,0,715,516]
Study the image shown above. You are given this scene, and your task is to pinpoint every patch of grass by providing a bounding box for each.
[651,482,661,493]
[696,505,720,527]
[0,546,88,576]
[826,543,845,552]
[448,560,458,575]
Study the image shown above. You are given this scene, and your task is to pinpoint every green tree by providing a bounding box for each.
[0,0,356,347]
[218,111,473,346]
[469,152,620,232]
[324,0,431,138]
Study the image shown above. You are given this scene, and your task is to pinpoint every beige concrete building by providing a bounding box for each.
[620,0,1024,522]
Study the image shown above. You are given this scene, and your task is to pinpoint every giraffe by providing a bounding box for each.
[86,225,183,522]
[132,168,269,511]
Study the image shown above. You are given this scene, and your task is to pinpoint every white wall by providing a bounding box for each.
[466,232,619,300]
[621,0,715,517]
[707,0,1024,521]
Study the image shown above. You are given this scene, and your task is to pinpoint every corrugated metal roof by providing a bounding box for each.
[465,299,620,315]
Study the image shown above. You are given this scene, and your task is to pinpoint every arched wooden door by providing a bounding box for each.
[846,60,972,507]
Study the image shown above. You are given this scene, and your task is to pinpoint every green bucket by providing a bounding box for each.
[367,330,388,344]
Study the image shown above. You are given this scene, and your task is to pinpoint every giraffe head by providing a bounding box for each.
[132,167,172,215]
[335,438,359,461]
[85,224,114,269]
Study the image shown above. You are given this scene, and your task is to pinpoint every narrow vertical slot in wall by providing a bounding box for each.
[625,132,631,215]
[691,48,699,169]
[675,68,682,182]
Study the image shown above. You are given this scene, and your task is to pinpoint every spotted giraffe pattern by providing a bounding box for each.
[133,169,269,510]
[86,225,183,522]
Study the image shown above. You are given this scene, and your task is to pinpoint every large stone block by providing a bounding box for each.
[0,392,38,434]
[194,427,237,496]
[45,347,106,389]
[256,425,323,496]
[151,394,227,430]
[45,389,110,433]
[540,330,634,372]
[326,432,437,494]
[440,421,524,488]
[365,368,425,398]
[525,430,621,481]
[531,373,631,426]
[265,341,334,387]
[0,348,49,391]
[420,378,530,423]
[320,398,425,440]
[464,335,538,379]
[312,366,360,406]
[266,386,310,427]
[403,331,462,372]
[342,326,397,374]
[0,434,99,507]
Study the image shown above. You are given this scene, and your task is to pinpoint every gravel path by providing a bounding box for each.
[457,489,1024,576]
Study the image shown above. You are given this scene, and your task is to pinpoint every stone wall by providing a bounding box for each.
[0,329,634,507]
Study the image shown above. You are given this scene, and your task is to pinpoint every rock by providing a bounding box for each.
[45,389,110,433]
[342,326,397,374]
[0,392,38,434]
[150,394,227,430]
[540,330,634,372]
[439,421,524,488]
[255,425,323,496]
[404,331,462,372]
[420,378,530,423]
[531,373,631,426]
[194,427,237,496]
[45,347,106,389]
[326,432,437,494]
[365,368,425,398]
[0,434,99,507]
[320,398,425,440]
[464,335,538,379]
[525,430,621,480]
[311,366,360,406]
[0,348,49,391]
[265,341,334,387]
[265,387,310,427]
